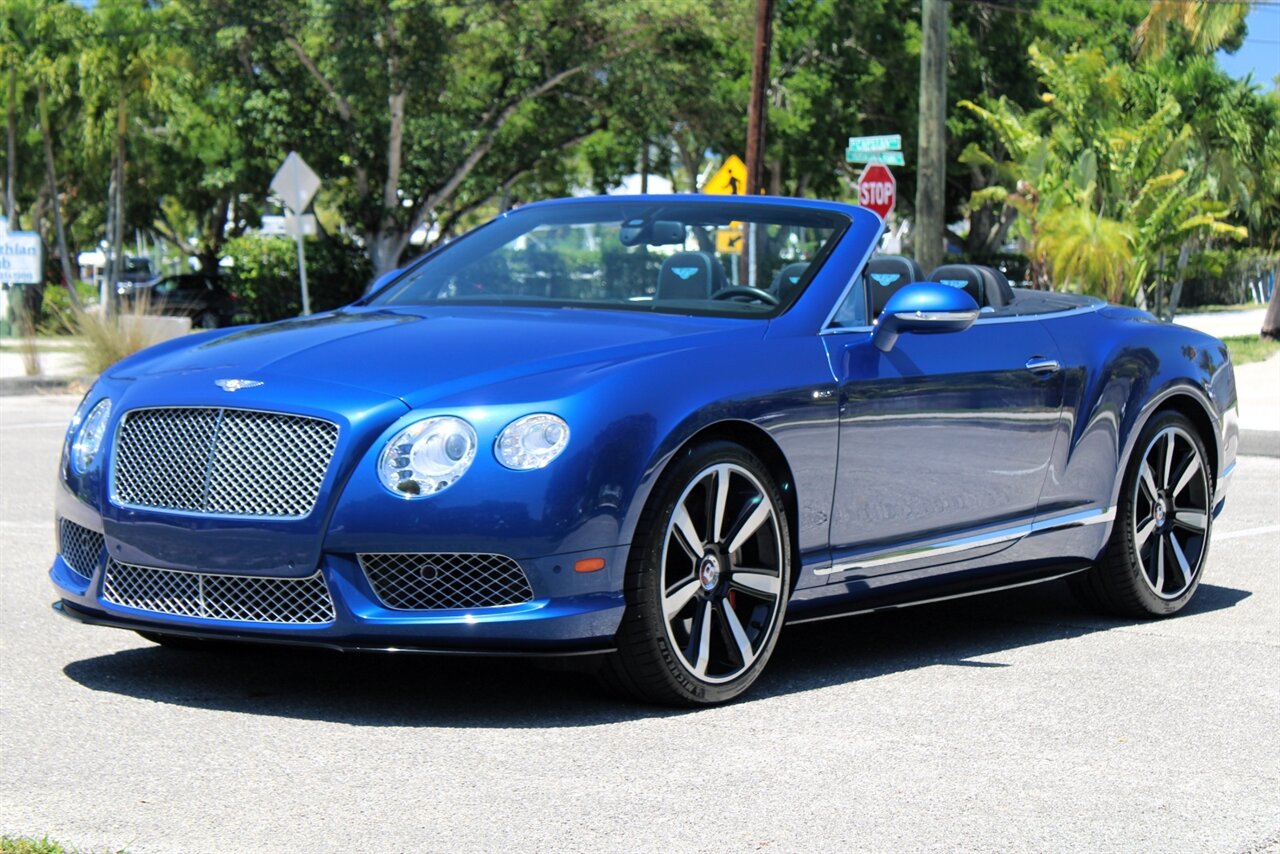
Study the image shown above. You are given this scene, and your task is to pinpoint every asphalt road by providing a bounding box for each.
[2,393,1277,853]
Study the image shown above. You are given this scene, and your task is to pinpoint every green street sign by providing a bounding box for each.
[846,150,905,166]
[846,134,902,153]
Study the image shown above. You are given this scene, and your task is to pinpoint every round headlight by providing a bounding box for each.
[72,398,112,473]
[378,416,477,497]
[496,414,570,470]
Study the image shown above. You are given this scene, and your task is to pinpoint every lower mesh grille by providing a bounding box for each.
[102,559,336,624]
[58,519,104,580]
[358,553,534,610]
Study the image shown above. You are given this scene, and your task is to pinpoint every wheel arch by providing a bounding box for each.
[635,419,802,593]
[1112,383,1221,508]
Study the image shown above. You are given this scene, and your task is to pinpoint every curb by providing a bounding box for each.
[1239,429,1280,459]
[0,375,93,397]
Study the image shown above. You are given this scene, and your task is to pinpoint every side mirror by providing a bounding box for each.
[365,267,405,296]
[871,282,980,353]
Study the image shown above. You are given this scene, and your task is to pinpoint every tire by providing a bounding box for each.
[605,441,792,705]
[1070,411,1213,618]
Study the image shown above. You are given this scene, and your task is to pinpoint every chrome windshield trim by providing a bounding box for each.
[813,504,1117,577]
[818,217,885,333]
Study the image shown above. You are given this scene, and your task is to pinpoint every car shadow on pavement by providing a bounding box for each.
[61,580,1250,726]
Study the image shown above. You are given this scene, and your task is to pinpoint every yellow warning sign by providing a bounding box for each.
[716,222,745,254]
[703,155,748,195]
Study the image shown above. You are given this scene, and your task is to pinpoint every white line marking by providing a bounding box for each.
[1216,525,1280,542]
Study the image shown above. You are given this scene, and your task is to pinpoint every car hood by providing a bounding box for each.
[111,305,763,405]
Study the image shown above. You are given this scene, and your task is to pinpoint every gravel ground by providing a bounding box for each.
[1,392,1277,854]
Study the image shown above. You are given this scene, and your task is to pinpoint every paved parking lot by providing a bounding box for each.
[2,392,1277,853]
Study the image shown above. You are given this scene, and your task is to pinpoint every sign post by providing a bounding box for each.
[270,152,322,315]
[857,163,897,220]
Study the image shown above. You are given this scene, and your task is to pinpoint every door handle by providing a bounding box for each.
[1025,357,1061,375]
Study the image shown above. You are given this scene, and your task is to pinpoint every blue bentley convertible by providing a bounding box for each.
[51,196,1238,705]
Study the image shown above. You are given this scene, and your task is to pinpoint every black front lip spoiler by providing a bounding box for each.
[52,600,616,658]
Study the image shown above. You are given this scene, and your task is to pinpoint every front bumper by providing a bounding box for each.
[50,525,628,655]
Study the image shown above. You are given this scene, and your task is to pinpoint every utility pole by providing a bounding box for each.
[745,0,774,196]
[914,0,948,274]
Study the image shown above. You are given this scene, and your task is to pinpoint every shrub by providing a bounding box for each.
[221,235,371,323]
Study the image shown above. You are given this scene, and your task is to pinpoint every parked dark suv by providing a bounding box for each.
[118,273,238,328]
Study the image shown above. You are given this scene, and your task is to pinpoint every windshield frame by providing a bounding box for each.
[363,199,852,321]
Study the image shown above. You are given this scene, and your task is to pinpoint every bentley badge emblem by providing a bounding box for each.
[215,379,263,392]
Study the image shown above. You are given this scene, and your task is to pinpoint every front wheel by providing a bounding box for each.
[606,442,791,705]
[1071,411,1213,617]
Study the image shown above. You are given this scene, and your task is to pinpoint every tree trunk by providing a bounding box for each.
[5,66,15,224]
[1165,240,1193,321]
[38,83,80,309]
[1262,260,1280,340]
[914,0,948,274]
[105,92,128,313]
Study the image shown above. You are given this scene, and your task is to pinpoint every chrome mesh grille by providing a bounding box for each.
[58,518,104,580]
[359,553,534,610]
[113,407,339,517]
[102,559,336,624]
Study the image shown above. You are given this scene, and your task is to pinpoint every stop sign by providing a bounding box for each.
[857,163,896,220]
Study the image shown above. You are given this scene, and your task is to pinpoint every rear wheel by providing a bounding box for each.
[606,442,791,705]
[1071,411,1213,617]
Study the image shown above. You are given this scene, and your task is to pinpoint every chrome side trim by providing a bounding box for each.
[819,299,1106,336]
[814,505,1116,577]
[1029,506,1116,533]
[815,522,1031,576]
[892,309,979,323]
[788,568,1088,626]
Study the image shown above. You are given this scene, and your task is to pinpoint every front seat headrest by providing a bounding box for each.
[927,264,986,307]
[770,262,810,304]
[657,252,722,300]
[866,255,926,319]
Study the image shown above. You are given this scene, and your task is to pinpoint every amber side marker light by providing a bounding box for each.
[574,557,606,573]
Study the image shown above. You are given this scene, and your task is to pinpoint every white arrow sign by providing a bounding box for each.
[270,151,321,215]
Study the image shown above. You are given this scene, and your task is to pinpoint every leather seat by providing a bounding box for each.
[927,264,1013,308]
[657,252,726,300]
[770,262,810,304]
[866,255,926,319]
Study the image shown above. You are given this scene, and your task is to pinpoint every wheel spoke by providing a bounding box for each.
[720,601,754,666]
[712,465,732,544]
[663,577,700,621]
[1168,532,1195,589]
[1174,510,1207,532]
[1140,462,1159,503]
[731,567,781,599]
[671,504,703,555]
[1172,454,1202,499]
[1163,433,1177,487]
[727,499,772,554]
[692,600,713,677]
[1152,534,1165,593]
[1135,515,1158,549]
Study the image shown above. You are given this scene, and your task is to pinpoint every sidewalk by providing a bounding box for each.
[0,337,88,395]
[1173,307,1266,339]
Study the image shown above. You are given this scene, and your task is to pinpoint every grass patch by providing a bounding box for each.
[1223,334,1280,365]
[0,836,126,854]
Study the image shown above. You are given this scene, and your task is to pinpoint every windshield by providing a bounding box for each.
[371,201,848,318]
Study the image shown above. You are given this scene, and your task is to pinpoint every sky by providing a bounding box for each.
[1217,4,1280,91]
